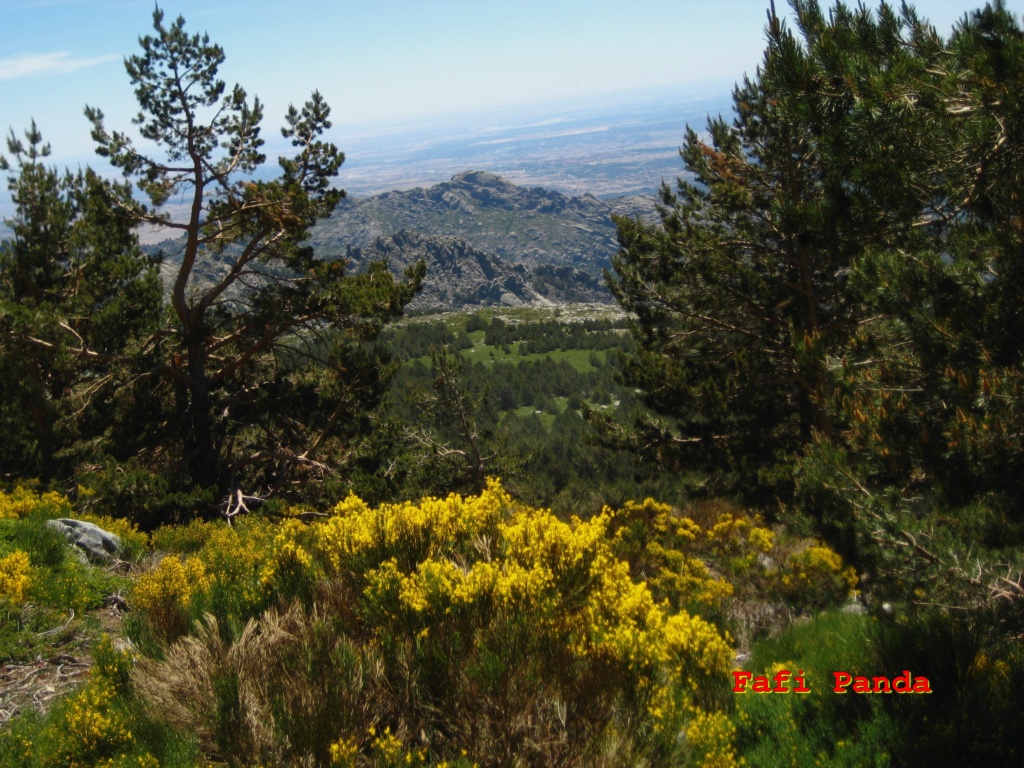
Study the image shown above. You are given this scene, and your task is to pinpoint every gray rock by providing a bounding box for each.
[841,598,866,615]
[499,292,524,307]
[47,518,122,564]
[347,231,610,311]
[756,552,779,571]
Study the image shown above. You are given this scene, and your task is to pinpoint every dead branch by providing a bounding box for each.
[222,488,267,523]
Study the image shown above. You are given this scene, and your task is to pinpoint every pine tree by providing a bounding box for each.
[0,124,162,481]
[601,0,945,501]
[799,2,1024,600]
[77,8,422,518]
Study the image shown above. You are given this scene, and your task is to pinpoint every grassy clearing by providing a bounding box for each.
[460,339,607,372]
[403,304,626,328]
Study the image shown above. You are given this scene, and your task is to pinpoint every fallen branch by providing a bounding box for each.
[36,610,75,637]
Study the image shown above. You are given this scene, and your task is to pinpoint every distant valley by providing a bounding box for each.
[334,86,729,199]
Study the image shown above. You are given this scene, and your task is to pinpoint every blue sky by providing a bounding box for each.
[1,0,1021,168]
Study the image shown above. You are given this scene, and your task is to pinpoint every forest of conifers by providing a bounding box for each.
[1,2,1024,766]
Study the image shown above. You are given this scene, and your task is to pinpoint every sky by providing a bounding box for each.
[3,0,1016,171]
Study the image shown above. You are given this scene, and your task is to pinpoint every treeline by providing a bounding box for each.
[396,356,623,411]
[381,322,473,360]
[475,315,629,352]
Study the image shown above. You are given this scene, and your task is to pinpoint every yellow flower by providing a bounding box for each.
[748,526,775,553]
[56,678,135,767]
[0,486,73,519]
[133,554,211,612]
[0,550,32,605]
[329,736,360,767]
[686,709,740,768]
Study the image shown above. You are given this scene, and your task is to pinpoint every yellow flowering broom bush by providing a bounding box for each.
[0,549,33,606]
[606,497,857,634]
[132,554,212,643]
[133,480,738,768]
[0,486,73,520]
[773,545,858,610]
[131,516,313,646]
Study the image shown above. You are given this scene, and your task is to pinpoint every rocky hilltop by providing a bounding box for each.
[309,170,657,277]
[149,172,656,312]
[344,231,609,311]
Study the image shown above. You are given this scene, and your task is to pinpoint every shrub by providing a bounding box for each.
[131,555,212,644]
[75,462,215,531]
[0,486,73,520]
[772,545,858,611]
[131,517,291,650]
[606,496,856,645]
[11,515,68,568]
[148,519,217,555]
[0,549,32,606]
[132,480,739,767]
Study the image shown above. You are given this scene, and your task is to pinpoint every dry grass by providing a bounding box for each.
[133,602,388,767]
[134,609,289,764]
[131,591,654,768]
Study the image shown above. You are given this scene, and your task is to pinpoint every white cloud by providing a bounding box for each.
[0,52,119,81]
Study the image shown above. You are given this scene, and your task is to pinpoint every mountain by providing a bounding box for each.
[146,171,657,312]
[344,231,609,311]
[309,170,657,277]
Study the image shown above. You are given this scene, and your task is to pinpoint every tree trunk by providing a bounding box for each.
[182,337,219,492]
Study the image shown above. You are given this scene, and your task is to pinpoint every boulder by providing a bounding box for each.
[47,518,122,564]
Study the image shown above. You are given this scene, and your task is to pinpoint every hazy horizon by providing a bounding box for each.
[2,0,1021,228]
[4,1,1004,160]
[1,82,735,235]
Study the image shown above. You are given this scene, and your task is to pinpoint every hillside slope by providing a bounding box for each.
[344,230,609,310]
[147,171,655,311]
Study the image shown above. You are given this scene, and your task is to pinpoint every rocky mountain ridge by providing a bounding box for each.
[343,230,609,311]
[149,171,657,312]
[309,170,657,278]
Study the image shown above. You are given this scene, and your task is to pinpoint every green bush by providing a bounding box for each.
[870,611,1024,766]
